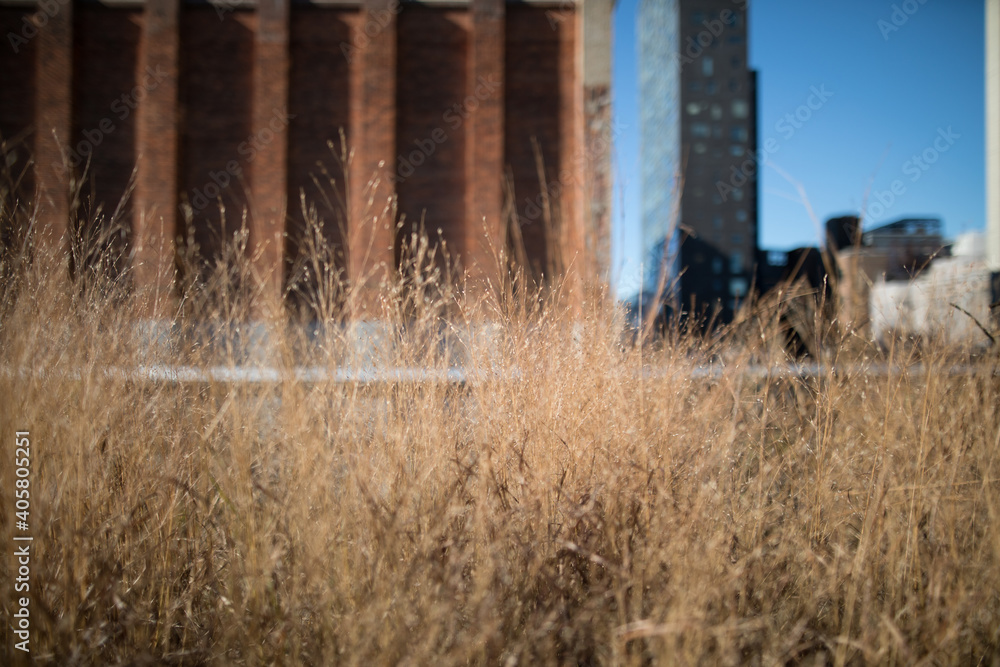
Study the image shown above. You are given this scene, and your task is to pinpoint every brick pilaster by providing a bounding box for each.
[134,0,180,317]
[465,0,504,291]
[250,0,290,312]
[348,0,397,316]
[559,4,585,302]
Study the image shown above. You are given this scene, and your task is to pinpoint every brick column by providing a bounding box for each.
[464,0,504,292]
[33,0,73,262]
[250,0,290,312]
[559,4,585,303]
[134,0,180,317]
[348,0,397,316]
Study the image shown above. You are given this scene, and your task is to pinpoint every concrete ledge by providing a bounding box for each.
[5,362,997,388]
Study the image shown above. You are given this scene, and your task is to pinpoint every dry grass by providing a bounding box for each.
[2,196,1000,666]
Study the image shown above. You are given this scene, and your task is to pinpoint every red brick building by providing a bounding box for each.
[0,0,612,316]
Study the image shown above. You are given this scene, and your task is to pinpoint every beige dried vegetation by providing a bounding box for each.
[1,161,999,666]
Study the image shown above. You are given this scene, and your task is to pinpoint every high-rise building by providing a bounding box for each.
[638,0,681,314]
[639,0,758,322]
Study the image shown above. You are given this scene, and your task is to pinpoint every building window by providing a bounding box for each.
[710,104,723,120]
[702,57,714,76]
[731,55,743,69]
[705,80,718,94]
[691,122,711,138]
[732,188,744,201]
[694,142,707,154]
[711,257,723,274]
[728,34,745,45]
[730,277,748,297]
[689,80,702,93]
[686,102,701,115]
[735,209,748,222]
[730,251,744,273]
[691,11,705,25]
[731,100,749,118]
[728,79,741,92]
[712,124,722,139]
[712,214,723,229]
[730,125,748,142]
[693,187,705,197]
[731,233,743,245]
[730,144,744,156]
[712,193,722,204]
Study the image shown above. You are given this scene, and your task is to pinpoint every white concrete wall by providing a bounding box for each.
[870,233,994,344]
[987,0,1000,271]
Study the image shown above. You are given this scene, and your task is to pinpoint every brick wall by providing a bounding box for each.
[72,6,142,275]
[2,0,602,314]
[396,7,469,269]
[178,7,255,278]
[505,5,570,280]
[0,8,37,246]
[286,7,357,306]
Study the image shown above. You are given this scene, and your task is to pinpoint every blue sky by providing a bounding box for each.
[612,0,986,297]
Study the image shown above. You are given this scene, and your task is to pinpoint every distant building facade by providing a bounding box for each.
[986,0,1000,319]
[835,216,949,330]
[870,231,994,345]
[0,0,613,316]
[638,0,757,322]
[637,0,680,313]
[755,214,966,338]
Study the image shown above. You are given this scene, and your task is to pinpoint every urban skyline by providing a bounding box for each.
[615,0,986,299]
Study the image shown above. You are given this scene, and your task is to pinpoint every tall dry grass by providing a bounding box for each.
[2,179,1000,666]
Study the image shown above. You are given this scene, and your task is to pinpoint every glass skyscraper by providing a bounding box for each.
[639,0,758,323]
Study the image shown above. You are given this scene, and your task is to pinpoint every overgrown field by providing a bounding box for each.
[1,234,999,666]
